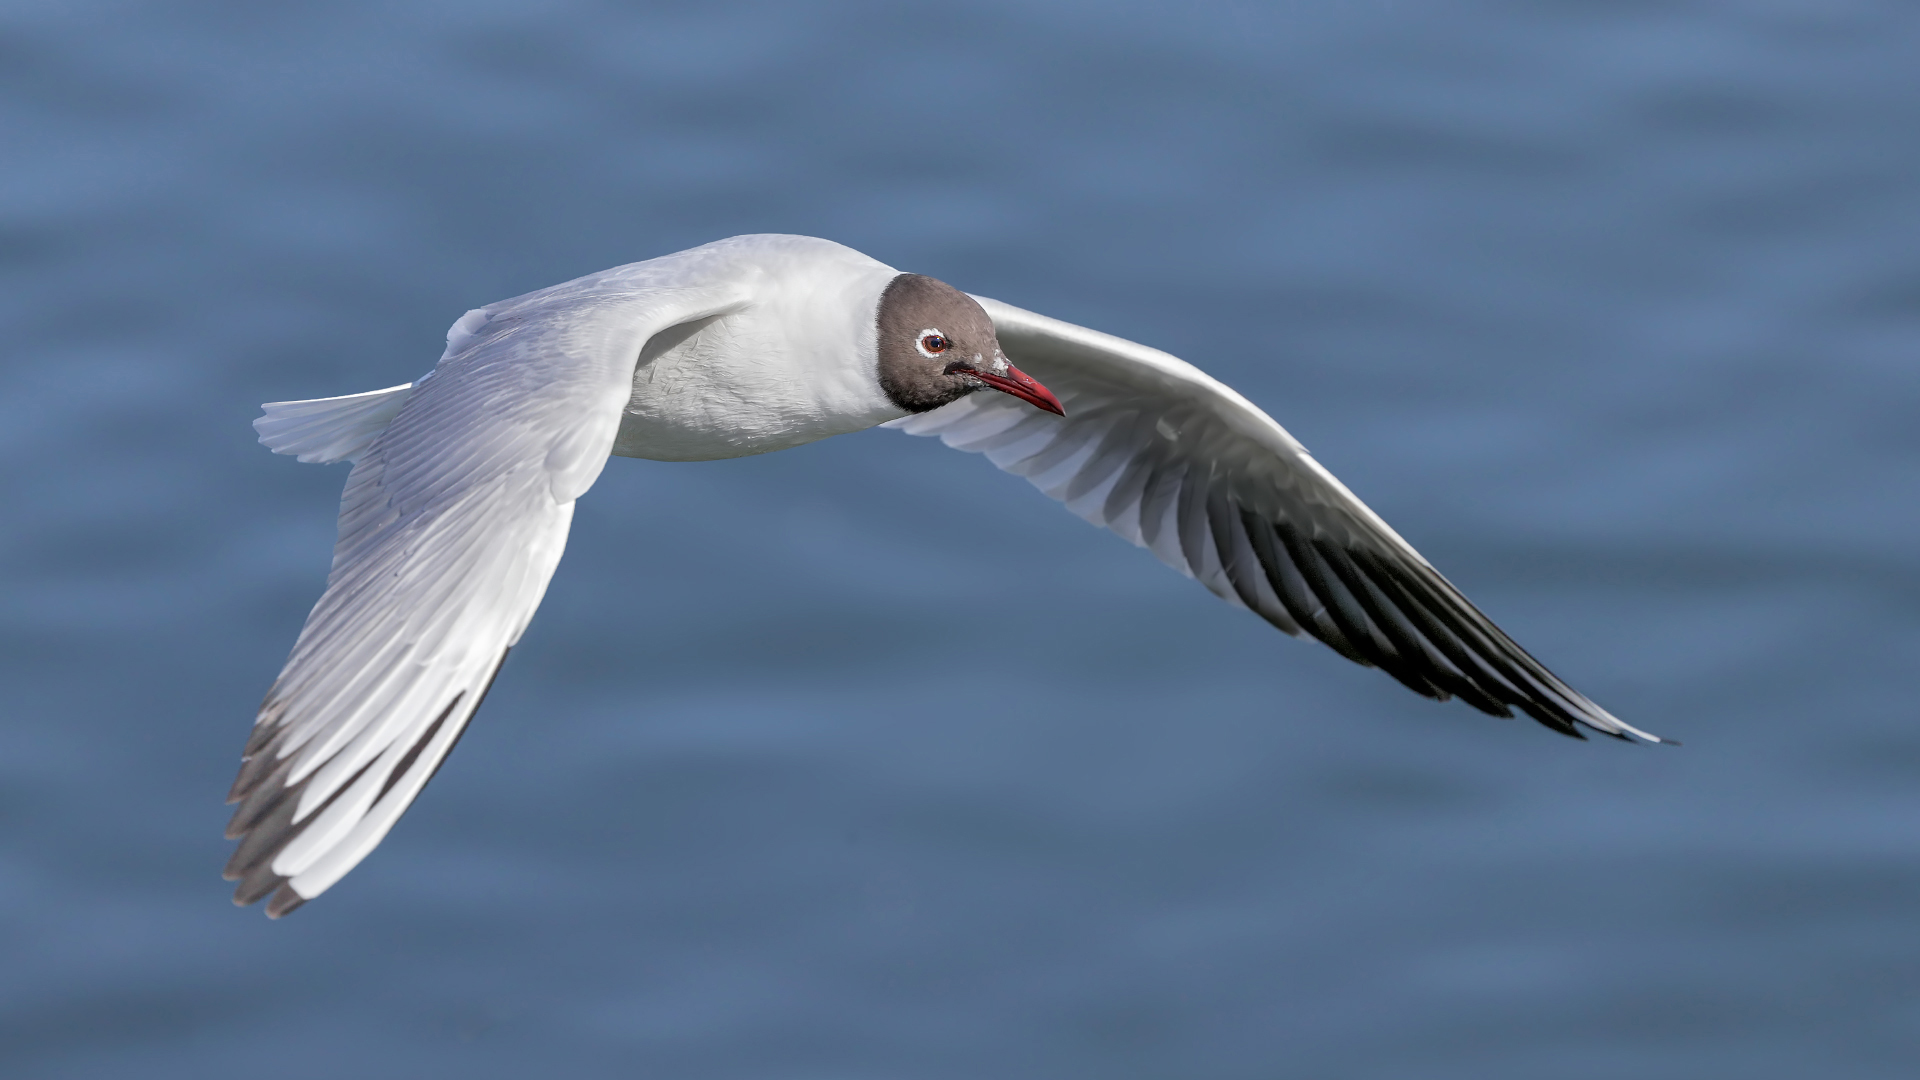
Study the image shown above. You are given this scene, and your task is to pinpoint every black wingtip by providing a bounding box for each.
[265,884,308,918]
[230,864,290,906]
[1596,723,1675,746]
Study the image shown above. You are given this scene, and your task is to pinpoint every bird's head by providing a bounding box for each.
[875,273,1065,417]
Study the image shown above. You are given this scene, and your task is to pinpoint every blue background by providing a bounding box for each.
[4,1,1918,1076]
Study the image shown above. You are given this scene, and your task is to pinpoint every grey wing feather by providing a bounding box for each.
[888,296,1661,744]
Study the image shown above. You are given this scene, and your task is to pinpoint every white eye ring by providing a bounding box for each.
[915,329,950,358]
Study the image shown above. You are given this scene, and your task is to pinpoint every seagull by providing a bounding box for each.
[226,233,1661,918]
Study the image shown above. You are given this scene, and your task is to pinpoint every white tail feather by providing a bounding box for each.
[255,383,415,465]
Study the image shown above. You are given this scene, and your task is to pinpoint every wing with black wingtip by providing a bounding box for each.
[229,255,754,916]
[887,295,1661,744]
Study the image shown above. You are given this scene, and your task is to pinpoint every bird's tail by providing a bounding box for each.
[253,383,414,465]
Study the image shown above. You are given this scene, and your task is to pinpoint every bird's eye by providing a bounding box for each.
[919,332,950,354]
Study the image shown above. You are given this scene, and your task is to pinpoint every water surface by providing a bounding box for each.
[3,2,1919,1076]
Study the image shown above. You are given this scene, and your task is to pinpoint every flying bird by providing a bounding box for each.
[227,234,1660,918]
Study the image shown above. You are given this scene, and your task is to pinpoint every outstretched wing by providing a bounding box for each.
[228,261,751,917]
[887,295,1661,744]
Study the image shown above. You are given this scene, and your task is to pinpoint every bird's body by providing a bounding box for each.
[229,233,1659,918]
[607,235,903,460]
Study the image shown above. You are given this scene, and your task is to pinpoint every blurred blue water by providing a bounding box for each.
[3,1,1919,1076]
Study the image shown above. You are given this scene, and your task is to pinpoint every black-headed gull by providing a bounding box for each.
[227,234,1660,917]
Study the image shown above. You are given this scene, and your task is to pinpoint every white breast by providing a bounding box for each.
[611,242,906,461]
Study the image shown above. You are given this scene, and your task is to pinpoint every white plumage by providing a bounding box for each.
[227,234,1659,919]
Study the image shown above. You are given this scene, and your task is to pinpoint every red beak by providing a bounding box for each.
[970,362,1066,416]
